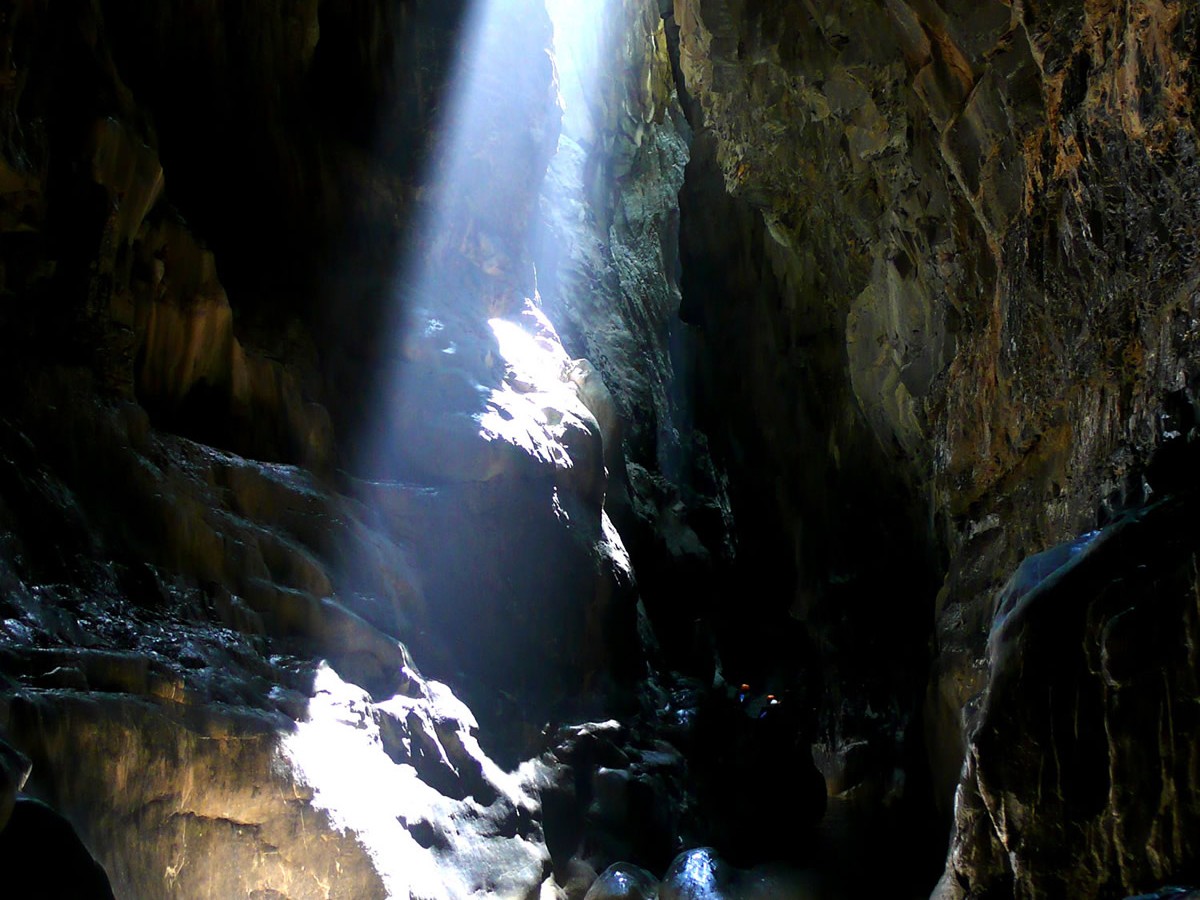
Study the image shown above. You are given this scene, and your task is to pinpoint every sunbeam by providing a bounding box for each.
[283,1,635,894]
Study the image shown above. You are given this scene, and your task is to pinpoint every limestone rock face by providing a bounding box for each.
[0,0,656,895]
[672,1,942,870]
[0,381,563,897]
[538,0,691,476]
[534,0,740,685]
[8,0,1200,894]
[4,657,554,898]
[672,0,1200,891]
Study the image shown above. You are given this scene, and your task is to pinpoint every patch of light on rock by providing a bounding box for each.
[476,305,604,478]
[488,312,571,389]
[280,664,542,900]
[279,665,450,899]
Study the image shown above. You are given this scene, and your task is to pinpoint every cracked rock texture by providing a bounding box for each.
[0,0,673,896]
[6,0,1200,896]
[536,0,738,681]
[672,0,1200,894]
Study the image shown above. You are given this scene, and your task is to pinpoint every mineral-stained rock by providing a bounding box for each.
[670,0,1200,887]
[0,317,645,893]
[1,661,555,899]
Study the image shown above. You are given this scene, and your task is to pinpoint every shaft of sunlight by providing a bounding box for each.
[279,3,635,895]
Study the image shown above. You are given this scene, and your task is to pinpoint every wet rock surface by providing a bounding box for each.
[938,492,1200,898]
[0,0,655,895]
[583,862,659,900]
[3,0,1200,896]
[656,847,825,900]
[670,0,1200,894]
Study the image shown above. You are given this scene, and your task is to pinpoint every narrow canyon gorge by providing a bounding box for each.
[1,0,1199,897]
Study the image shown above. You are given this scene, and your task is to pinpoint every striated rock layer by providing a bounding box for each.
[0,0,687,896]
[6,0,1200,896]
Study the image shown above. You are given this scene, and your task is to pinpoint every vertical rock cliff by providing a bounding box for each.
[670,0,1200,896]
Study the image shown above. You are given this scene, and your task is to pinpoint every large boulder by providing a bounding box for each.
[938,496,1200,897]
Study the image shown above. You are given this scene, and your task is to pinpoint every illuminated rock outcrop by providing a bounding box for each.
[0,0,656,896]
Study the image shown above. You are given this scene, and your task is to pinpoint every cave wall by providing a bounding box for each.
[4,0,1200,895]
[671,0,1200,895]
[939,497,1200,898]
[534,0,742,680]
[0,0,677,896]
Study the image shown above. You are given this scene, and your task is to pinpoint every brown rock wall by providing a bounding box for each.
[0,0,651,895]
[673,0,1200,892]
